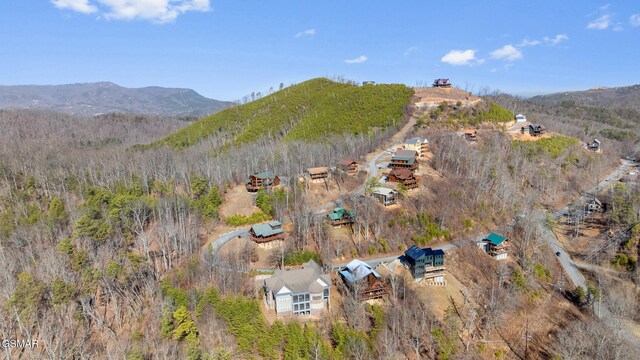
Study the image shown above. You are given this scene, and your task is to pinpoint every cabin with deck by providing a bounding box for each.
[339,160,359,175]
[403,137,429,157]
[522,124,546,137]
[404,245,446,285]
[249,221,285,244]
[339,259,389,301]
[306,167,330,181]
[246,172,280,192]
[388,168,418,189]
[327,207,356,226]
[478,233,510,260]
[464,129,478,142]
[587,139,601,152]
[389,150,418,171]
[371,187,398,206]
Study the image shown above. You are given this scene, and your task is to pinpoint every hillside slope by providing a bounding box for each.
[0,82,232,116]
[530,84,640,109]
[161,78,413,149]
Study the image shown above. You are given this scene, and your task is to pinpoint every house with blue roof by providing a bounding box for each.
[404,245,446,284]
[249,221,285,244]
[339,259,389,301]
[478,233,510,260]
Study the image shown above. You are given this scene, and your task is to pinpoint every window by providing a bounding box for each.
[294,304,299,311]
[305,294,310,301]
[323,288,329,299]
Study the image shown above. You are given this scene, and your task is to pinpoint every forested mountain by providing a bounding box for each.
[161,78,413,149]
[529,84,640,110]
[0,82,233,117]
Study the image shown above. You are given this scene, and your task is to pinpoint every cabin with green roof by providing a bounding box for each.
[389,150,418,171]
[246,172,280,192]
[327,207,356,226]
[478,233,510,260]
[250,221,285,244]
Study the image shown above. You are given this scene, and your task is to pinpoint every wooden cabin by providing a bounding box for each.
[464,129,478,141]
[371,187,398,206]
[388,168,418,189]
[339,259,389,301]
[339,160,359,175]
[588,139,601,152]
[433,79,452,88]
[522,124,546,137]
[327,207,356,226]
[246,172,280,192]
[478,233,510,260]
[306,167,330,180]
[249,221,285,243]
[389,150,418,171]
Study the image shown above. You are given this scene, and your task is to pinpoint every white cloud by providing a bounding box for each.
[518,38,541,47]
[491,44,523,61]
[630,14,640,27]
[403,46,419,56]
[587,14,611,30]
[545,34,569,46]
[344,55,368,64]
[51,0,210,23]
[440,49,476,66]
[51,0,97,14]
[295,29,316,38]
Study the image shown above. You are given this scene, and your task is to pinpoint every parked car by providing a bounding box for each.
[555,251,561,257]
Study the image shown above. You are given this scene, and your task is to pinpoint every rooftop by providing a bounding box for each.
[328,207,356,221]
[252,171,277,179]
[307,167,329,175]
[405,137,428,145]
[484,233,506,246]
[339,259,381,283]
[264,260,330,294]
[251,221,284,237]
[405,245,445,261]
[372,187,397,196]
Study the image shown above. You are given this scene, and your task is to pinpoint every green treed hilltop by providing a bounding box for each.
[161,78,414,149]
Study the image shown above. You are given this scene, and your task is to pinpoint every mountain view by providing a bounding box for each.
[1,1,639,360]
[0,82,232,116]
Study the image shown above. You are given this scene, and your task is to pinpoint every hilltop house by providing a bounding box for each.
[327,207,356,226]
[403,137,429,157]
[478,233,510,260]
[371,187,398,206]
[521,124,546,137]
[263,260,331,318]
[362,81,376,85]
[339,259,389,301]
[588,139,601,152]
[306,167,330,181]
[515,114,527,122]
[433,79,452,88]
[339,160,359,175]
[388,168,418,189]
[389,150,418,171]
[246,172,280,192]
[404,245,446,284]
[587,198,603,212]
[249,221,285,244]
[464,129,478,142]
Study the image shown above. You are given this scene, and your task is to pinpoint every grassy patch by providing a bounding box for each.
[224,211,271,226]
[511,135,579,159]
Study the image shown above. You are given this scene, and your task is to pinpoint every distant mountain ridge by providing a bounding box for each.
[0,82,233,117]
[529,84,640,109]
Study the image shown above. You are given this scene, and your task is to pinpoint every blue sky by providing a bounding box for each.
[0,1,638,100]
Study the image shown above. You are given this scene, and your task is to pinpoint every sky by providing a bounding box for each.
[0,1,639,101]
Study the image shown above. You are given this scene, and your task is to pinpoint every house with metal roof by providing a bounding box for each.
[249,221,285,244]
[404,245,446,284]
[403,137,429,157]
[327,207,356,226]
[587,139,601,152]
[263,260,331,318]
[371,187,398,206]
[433,79,452,88]
[521,124,546,137]
[339,259,389,301]
[246,172,280,192]
[515,114,527,122]
[478,233,510,260]
[389,150,418,171]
